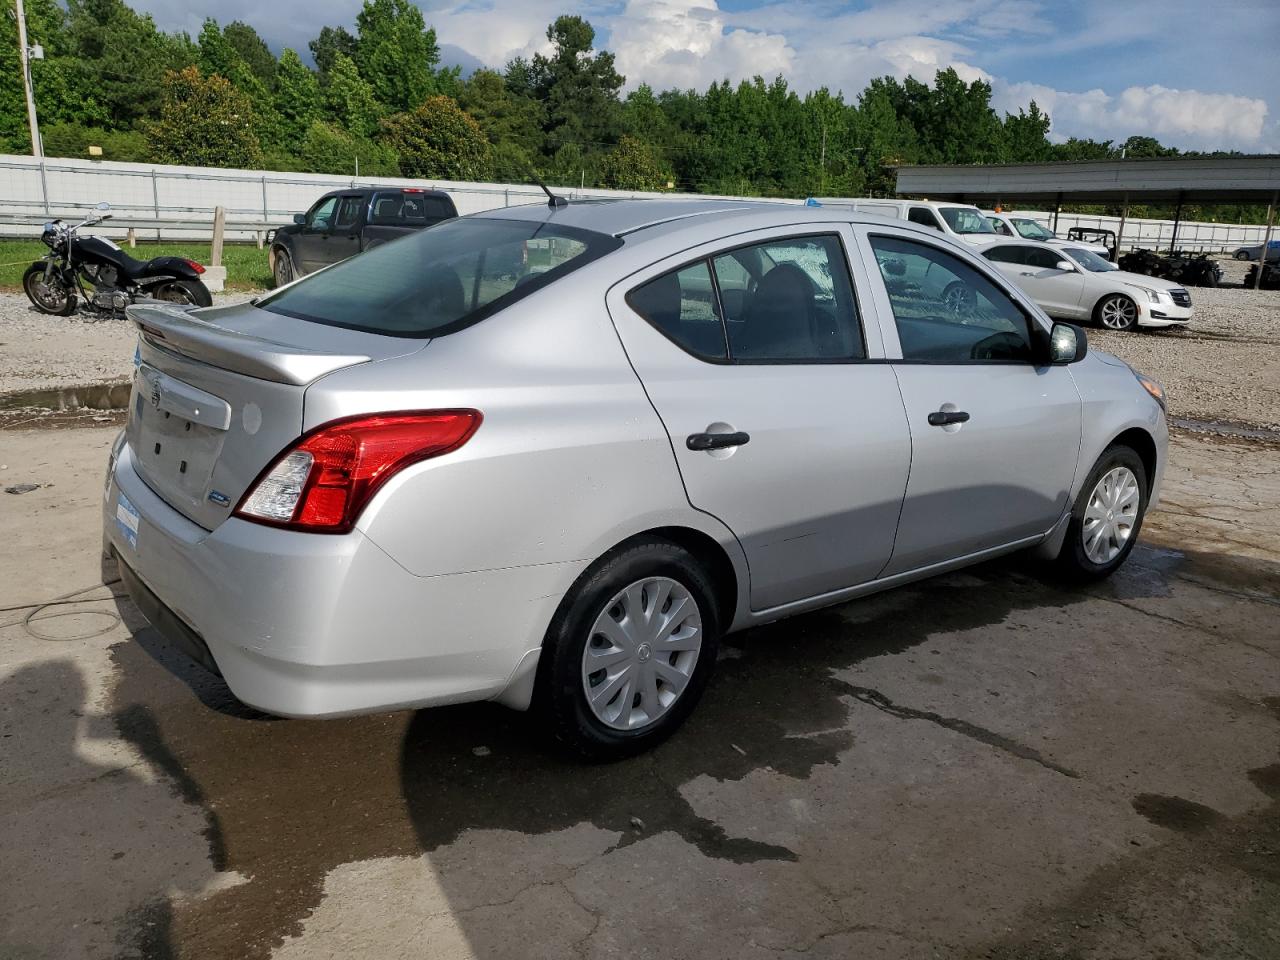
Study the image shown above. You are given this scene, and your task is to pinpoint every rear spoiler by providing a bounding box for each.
[126,303,370,386]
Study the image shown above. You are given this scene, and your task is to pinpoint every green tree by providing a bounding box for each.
[1122,135,1178,158]
[355,0,451,110]
[146,65,263,168]
[224,21,277,84]
[322,53,382,139]
[458,68,545,180]
[378,96,492,180]
[273,49,322,149]
[1003,101,1052,162]
[298,120,398,175]
[527,17,624,155]
[199,19,282,147]
[67,0,196,129]
[309,25,358,84]
[600,135,669,190]
[41,122,150,161]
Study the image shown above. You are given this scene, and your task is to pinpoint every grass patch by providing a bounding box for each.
[0,240,272,291]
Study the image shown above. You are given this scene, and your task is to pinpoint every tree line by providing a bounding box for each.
[0,0,1264,221]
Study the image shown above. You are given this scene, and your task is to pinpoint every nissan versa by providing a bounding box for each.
[103,199,1168,758]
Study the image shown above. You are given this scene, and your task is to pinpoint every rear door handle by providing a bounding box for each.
[927,411,970,427]
[687,431,750,451]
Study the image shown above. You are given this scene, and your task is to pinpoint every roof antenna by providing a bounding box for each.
[533,175,568,209]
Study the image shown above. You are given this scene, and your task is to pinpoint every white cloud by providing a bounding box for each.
[994,81,1272,150]
[607,0,793,90]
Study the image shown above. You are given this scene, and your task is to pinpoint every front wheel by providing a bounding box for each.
[1056,446,1149,580]
[150,279,212,307]
[1094,293,1138,331]
[941,281,976,318]
[22,263,77,316]
[272,247,294,288]
[1235,251,1250,261]
[537,537,721,760]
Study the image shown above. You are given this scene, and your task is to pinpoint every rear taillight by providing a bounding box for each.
[185,259,206,274]
[234,410,481,533]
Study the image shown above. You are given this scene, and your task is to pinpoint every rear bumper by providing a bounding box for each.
[103,443,580,717]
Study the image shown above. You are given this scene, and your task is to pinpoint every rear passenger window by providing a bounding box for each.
[983,245,1027,264]
[628,234,865,363]
[368,192,456,226]
[870,235,1034,363]
[628,262,727,360]
[335,196,362,230]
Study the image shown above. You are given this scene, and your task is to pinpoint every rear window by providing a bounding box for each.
[368,191,456,225]
[259,218,621,337]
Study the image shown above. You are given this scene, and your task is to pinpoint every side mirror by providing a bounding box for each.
[1055,260,1075,272]
[96,201,111,211]
[1049,322,1087,364]
[293,213,306,225]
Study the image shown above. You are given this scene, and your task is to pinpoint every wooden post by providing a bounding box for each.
[1254,191,1276,291]
[211,205,225,267]
[126,227,137,249]
[255,230,264,250]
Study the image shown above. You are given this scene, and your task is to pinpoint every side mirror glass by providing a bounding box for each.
[293,213,306,225]
[1049,322,1087,364]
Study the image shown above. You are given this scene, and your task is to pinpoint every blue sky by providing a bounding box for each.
[131,0,1280,151]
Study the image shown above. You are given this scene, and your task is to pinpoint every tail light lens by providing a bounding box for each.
[235,410,481,533]
[184,259,206,274]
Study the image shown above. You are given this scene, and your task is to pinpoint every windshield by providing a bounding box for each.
[1012,218,1055,241]
[939,207,995,235]
[259,218,621,337]
[1063,247,1113,272]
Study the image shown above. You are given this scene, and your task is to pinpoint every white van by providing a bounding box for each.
[808,198,998,243]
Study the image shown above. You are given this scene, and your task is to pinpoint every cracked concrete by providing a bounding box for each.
[1,426,1279,959]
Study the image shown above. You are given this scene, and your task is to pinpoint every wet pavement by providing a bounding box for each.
[2,426,1278,959]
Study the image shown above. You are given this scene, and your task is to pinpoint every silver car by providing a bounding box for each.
[103,199,1168,758]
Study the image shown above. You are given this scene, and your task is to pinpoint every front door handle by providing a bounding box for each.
[927,410,970,427]
[687,431,750,451]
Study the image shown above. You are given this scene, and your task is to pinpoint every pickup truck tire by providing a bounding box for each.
[272,247,295,288]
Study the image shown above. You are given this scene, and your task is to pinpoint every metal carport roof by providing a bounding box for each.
[895,157,1280,205]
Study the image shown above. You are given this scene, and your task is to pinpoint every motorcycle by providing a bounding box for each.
[23,202,213,317]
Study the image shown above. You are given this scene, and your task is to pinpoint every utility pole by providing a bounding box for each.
[14,0,43,158]
[819,122,827,196]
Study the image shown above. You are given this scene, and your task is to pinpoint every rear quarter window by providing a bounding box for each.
[368,192,457,226]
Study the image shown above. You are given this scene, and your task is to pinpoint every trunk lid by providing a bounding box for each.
[124,301,426,530]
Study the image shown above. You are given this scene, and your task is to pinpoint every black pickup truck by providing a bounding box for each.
[268,186,457,286]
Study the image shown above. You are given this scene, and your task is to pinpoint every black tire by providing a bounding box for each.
[151,279,213,307]
[272,247,294,288]
[1235,251,1249,261]
[22,263,76,316]
[1056,445,1149,581]
[941,280,976,318]
[1093,293,1138,331]
[536,537,721,761]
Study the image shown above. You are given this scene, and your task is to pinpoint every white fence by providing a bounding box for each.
[0,153,1270,253]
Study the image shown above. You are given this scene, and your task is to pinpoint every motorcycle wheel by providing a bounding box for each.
[151,279,213,308]
[22,263,77,316]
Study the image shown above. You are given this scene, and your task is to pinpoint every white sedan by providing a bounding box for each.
[976,239,1192,331]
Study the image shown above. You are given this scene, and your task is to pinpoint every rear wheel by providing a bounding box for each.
[1056,445,1148,580]
[1094,293,1138,331]
[537,537,720,760]
[151,279,212,307]
[1235,251,1250,261]
[22,263,76,316]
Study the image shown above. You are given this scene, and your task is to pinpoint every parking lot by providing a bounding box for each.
[3,269,1280,957]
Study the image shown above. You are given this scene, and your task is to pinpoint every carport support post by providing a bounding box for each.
[1169,192,1185,255]
[1052,193,1062,233]
[1254,191,1276,291]
[1116,193,1129,259]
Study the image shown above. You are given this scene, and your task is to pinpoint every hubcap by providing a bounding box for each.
[581,576,702,731]
[943,284,974,316]
[1082,466,1140,564]
[1100,297,1135,329]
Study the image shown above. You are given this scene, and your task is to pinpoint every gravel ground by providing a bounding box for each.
[1090,257,1280,432]
[0,292,253,395]
[1,256,1277,429]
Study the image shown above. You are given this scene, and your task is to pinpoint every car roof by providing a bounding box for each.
[469,197,952,243]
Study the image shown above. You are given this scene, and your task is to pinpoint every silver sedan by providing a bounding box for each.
[103,199,1168,758]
